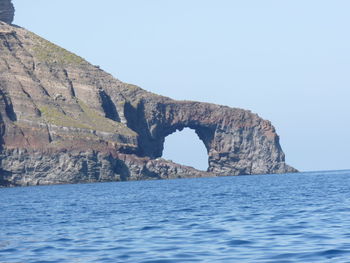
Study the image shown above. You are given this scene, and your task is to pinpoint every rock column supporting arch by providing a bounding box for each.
[124,97,296,176]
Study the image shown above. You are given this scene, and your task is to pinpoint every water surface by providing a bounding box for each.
[1,170,350,262]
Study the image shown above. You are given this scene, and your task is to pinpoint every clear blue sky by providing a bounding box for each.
[14,0,350,172]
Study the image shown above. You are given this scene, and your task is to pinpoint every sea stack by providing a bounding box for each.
[0,0,14,24]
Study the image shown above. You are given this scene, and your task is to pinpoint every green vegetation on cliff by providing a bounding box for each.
[38,105,90,130]
[38,100,136,137]
[29,32,85,65]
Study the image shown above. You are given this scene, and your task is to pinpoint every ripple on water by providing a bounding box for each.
[226,239,254,246]
[0,247,18,253]
[222,216,238,222]
[53,238,73,242]
[32,246,56,252]
[317,249,350,259]
[140,226,163,231]
[203,228,229,234]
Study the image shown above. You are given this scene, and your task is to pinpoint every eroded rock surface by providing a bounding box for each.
[0,21,296,187]
[0,0,14,24]
[125,99,294,176]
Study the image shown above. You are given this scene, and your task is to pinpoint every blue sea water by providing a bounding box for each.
[1,170,350,263]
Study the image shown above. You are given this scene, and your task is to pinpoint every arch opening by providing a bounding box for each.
[162,127,208,171]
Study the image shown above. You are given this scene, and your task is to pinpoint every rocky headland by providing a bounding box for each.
[0,0,297,186]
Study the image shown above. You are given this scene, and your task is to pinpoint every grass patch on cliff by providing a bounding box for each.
[38,101,137,137]
[38,105,91,129]
[77,99,136,135]
[29,32,85,65]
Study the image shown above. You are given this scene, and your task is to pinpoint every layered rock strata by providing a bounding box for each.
[0,21,296,187]
[0,0,14,24]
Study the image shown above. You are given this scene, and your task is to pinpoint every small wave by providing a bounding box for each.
[200,228,229,234]
[32,245,56,252]
[140,260,178,263]
[306,234,331,240]
[68,248,100,253]
[319,249,350,258]
[140,226,162,231]
[272,249,350,261]
[173,253,197,258]
[0,247,17,253]
[53,238,73,242]
[223,217,238,222]
[226,239,253,246]
[104,246,129,251]
[171,208,195,213]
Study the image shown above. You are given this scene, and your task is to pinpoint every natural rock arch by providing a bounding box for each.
[124,98,295,176]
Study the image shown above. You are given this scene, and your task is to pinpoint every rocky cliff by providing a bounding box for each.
[0,0,14,24]
[0,6,296,186]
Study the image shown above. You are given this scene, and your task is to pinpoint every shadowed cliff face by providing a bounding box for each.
[0,0,14,24]
[0,22,296,186]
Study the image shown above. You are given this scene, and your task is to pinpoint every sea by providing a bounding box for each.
[1,170,350,263]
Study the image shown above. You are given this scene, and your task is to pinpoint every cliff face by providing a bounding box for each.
[0,0,14,24]
[0,21,296,187]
